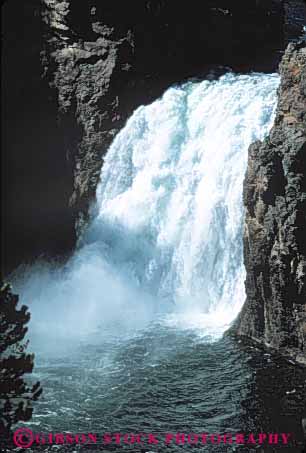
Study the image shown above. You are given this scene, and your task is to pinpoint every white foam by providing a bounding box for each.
[15,73,279,345]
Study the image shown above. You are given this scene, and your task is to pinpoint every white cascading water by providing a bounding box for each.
[15,73,279,346]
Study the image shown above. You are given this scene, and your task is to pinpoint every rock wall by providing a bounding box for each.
[41,0,289,238]
[235,40,306,365]
[2,0,305,275]
[2,0,77,275]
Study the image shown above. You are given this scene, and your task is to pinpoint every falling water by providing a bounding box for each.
[15,72,279,344]
[14,73,306,453]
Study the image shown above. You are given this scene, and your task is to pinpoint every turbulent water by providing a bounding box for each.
[13,73,306,452]
[17,72,279,341]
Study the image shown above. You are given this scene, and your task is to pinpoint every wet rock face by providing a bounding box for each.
[235,41,306,365]
[2,0,305,274]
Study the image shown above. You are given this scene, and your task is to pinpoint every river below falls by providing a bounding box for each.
[19,323,306,453]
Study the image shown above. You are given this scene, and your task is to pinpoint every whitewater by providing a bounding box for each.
[15,72,279,346]
[14,72,306,453]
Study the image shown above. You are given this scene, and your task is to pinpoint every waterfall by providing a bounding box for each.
[15,73,279,345]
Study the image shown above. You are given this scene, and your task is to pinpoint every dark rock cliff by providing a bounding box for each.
[2,0,77,275]
[40,0,288,240]
[1,0,303,274]
[234,41,306,365]
[2,0,306,276]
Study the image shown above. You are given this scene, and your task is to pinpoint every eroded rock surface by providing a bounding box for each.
[235,41,306,365]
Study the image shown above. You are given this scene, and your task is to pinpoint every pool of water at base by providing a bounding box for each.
[16,323,306,453]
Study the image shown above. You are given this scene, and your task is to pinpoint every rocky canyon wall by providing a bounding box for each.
[3,0,305,275]
[234,40,306,365]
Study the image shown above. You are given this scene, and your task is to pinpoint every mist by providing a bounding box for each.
[13,73,279,355]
